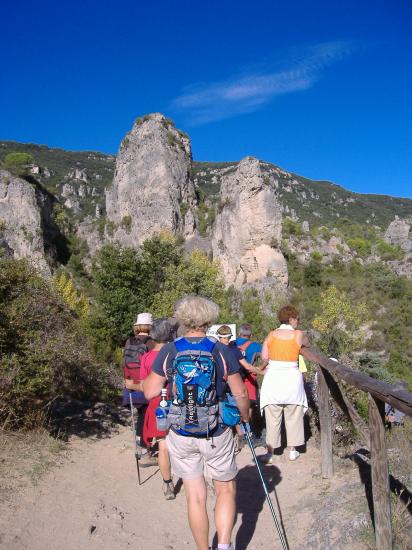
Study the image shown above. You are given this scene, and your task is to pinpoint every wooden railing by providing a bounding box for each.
[301,348,412,550]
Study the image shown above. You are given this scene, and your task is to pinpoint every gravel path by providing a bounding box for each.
[0,423,371,550]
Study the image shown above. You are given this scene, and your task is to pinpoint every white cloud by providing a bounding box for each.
[171,41,355,125]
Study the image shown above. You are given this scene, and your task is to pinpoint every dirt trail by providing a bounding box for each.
[0,424,371,550]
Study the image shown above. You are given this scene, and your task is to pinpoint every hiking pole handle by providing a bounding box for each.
[242,422,289,550]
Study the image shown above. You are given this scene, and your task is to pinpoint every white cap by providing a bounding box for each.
[134,312,153,325]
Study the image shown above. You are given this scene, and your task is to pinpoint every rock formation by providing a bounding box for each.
[211,157,288,288]
[0,170,50,275]
[105,113,196,246]
[384,216,412,251]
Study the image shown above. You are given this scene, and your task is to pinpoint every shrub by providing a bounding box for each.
[167,132,178,147]
[283,217,302,238]
[312,286,368,356]
[375,240,405,261]
[180,202,189,218]
[310,251,323,262]
[121,215,132,233]
[3,152,34,171]
[346,237,371,258]
[0,259,112,429]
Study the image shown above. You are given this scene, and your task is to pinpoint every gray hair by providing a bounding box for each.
[174,295,219,332]
[239,323,252,337]
[150,318,174,343]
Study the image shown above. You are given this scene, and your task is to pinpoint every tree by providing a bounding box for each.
[312,286,367,357]
[151,250,229,318]
[0,258,111,429]
[90,244,146,344]
[3,152,34,172]
[52,272,89,318]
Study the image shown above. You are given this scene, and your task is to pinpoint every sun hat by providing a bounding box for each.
[134,312,153,325]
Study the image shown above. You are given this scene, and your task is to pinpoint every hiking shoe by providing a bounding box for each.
[259,452,273,465]
[163,481,176,500]
[289,450,300,461]
[139,452,158,467]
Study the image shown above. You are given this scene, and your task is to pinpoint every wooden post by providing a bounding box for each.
[368,394,392,550]
[317,366,333,478]
[326,372,370,448]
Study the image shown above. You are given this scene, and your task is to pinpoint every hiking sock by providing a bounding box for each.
[163,479,172,484]
[217,544,231,549]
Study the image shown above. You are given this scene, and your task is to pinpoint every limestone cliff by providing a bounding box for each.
[211,157,288,288]
[384,216,412,251]
[105,113,196,246]
[0,170,50,275]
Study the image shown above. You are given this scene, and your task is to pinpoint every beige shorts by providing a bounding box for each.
[166,428,238,481]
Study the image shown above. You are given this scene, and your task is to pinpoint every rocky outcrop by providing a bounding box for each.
[384,216,412,251]
[0,170,50,275]
[211,157,288,288]
[105,113,196,246]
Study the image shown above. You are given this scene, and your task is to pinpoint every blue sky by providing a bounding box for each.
[1,0,411,198]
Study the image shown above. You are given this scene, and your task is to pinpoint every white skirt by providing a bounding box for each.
[260,360,308,413]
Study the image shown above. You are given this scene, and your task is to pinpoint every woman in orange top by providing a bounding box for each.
[259,305,310,463]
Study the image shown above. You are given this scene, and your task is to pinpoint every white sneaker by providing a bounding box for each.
[289,450,300,461]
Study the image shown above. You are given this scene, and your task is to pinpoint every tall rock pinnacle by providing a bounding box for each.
[105,113,196,245]
[211,157,288,289]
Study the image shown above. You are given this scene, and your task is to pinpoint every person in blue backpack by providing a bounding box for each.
[144,295,250,550]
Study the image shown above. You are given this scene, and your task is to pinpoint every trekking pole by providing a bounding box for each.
[129,392,141,485]
[242,421,288,550]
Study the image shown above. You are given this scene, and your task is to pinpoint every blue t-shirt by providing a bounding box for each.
[151,336,241,436]
[235,337,262,364]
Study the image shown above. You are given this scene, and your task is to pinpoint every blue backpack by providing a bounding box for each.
[167,337,219,437]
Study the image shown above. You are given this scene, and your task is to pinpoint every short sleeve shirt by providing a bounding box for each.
[151,337,240,399]
[151,337,241,436]
[235,337,262,364]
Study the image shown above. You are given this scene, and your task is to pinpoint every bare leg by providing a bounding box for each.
[213,479,236,545]
[183,477,209,550]
[158,439,171,481]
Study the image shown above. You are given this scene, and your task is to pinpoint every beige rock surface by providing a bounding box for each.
[211,157,288,289]
[105,113,196,247]
[0,170,50,276]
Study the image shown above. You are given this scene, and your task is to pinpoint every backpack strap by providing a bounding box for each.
[238,339,253,352]
[174,336,216,353]
[217,351,228,381]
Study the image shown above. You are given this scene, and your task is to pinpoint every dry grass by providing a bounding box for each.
[0,428,66,502]
[387,417,412,549]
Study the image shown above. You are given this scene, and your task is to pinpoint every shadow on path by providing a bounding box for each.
[49,398,130,440]
[234,463,283,550]
[349,449,412,527]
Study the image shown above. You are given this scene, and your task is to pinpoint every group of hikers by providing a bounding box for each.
[122,295,311,550]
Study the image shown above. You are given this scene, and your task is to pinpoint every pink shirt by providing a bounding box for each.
[140,349,159,380]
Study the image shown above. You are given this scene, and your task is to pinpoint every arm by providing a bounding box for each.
[143,371,166,400]
[298,331,313,358]
[125,379,143,391]
[227,373,250,422]
[239,357,261,375]
[261,333,271,362]
[143,346,171,399]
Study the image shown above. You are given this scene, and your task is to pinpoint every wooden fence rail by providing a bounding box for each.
[301,347,412,550]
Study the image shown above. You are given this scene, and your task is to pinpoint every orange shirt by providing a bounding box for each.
[267,331,301,362]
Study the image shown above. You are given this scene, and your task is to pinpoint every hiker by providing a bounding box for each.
[235,323,263,437]
[123,312,156,466]
[141,318,176,499]
[143,295,250,550]
[259,305,310,463]
[385,381,407,427]
[216,324,262,450]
